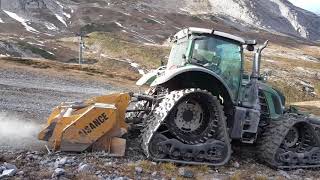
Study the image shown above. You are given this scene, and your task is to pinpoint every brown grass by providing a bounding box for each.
[229,171,243,180]
[87,32,170,69]
[268,80,313,103]
[74,173,99,180]
[295,106,320,116]
[160,162,178,177]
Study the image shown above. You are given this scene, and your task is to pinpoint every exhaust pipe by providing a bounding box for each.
[251,40,269,79]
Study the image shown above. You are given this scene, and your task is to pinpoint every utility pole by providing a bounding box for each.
[79,35,84,65]
[77,32,89,65]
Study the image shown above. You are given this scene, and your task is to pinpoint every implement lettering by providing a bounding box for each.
[79,112,108,136]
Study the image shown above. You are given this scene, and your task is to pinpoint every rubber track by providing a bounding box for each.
[141,88,232,166]
[258,113,320,169]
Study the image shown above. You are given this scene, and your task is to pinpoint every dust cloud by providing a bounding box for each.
[0,112,44,149]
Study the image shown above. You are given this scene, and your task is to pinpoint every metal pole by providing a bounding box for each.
[79,35,83,65]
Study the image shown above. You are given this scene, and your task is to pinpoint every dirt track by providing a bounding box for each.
[0,62,123,123]
[292,101,320,109]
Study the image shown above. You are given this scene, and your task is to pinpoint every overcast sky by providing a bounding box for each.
[288,0,320,14]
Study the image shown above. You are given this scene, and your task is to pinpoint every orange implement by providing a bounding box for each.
[38,93,130,156]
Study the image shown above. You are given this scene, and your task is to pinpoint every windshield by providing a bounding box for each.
[167,37,189,69]
[190,36,242,99]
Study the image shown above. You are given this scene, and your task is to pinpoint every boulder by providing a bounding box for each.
[77,163,92,173]
[52,168,65,177]
[1,169,17,177]
[178,167,193,178]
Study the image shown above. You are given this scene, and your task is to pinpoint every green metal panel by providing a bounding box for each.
[259,83,284,120]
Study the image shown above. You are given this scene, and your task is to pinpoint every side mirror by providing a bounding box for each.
[182,54,186,59]
[246,45,254,51]
[160,59,165,66]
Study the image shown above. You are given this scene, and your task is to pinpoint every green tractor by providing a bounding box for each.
[131,27,320,169]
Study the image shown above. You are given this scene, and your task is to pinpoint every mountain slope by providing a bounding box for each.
[0,0,72,35]
[0,0,319,41]
[0,0,320,60]
[180,0,320,40]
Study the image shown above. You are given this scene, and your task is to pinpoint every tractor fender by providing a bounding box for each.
[150,65,235,101]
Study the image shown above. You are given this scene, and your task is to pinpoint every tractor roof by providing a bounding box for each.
[174,27,256,45]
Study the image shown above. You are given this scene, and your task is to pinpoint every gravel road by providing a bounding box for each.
[0,66,121,123]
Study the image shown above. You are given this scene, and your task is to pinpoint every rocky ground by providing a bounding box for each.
[0,58,320,180]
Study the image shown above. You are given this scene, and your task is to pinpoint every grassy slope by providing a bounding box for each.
[244,43,320,103]
[87,32,170,69]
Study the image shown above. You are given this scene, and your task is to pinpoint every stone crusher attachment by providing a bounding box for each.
[38,93,147,156]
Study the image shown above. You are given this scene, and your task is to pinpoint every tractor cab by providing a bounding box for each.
[166,27,255,99]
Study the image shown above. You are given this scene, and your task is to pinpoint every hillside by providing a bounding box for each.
[0,0,319,40]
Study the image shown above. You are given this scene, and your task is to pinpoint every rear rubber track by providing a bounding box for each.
[258,113,320,169]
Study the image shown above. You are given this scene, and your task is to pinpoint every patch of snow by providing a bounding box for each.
[133,35,155,44]
[56,1,64,9]
[115,22,124,28]
[27,42,44,47]
[179,8,188,12]
[130,62,145,75]
[122,30,127,33]
[130,30,155,43]
[121,12,131,16]
[0,53,10,57]
[173,26,182,30]
[0,18,4,23]
[138,69,145,75]
[150,18,165,25]
[55,14,67,27]
[63,12,71,19]
[71,9,74,13]
[269,0,308,38]
[3,10,39,33]
[99,55,145,75]
[45,22,59,31]
[147,15,165,25]
[130,62,139,68]
[185,0,258,25]
[266,59,276,63]
[101,54,108,58]
[46,51,55,55]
